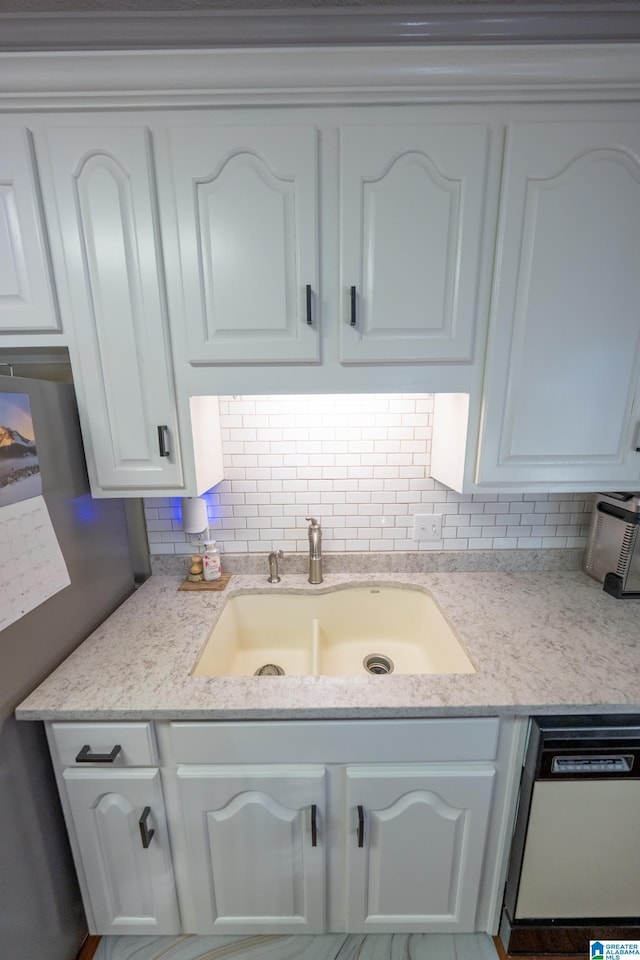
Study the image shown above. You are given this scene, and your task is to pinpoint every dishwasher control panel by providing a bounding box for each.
[530,716,640,780]
[551,754,634,775]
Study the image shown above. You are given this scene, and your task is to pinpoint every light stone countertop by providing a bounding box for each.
[16,568,640,721]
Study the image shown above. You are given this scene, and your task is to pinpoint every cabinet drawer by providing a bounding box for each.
[168,718,499,765]
[49,722,158,767]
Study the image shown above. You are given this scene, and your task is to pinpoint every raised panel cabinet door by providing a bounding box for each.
[63,768,180,935]
[477,121,640,486]
[344,764,495,932]
[41,126,183,493]
[0,128,59,334]
[165,123,319,364]
[339,123,491,364]
[176,765,326,933]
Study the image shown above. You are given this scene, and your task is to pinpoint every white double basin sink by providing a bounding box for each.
[192,586,476,678]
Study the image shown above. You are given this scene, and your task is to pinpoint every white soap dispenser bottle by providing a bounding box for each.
[202,540,222,581]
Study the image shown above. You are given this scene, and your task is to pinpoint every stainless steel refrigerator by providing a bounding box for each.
[0,374,136,960]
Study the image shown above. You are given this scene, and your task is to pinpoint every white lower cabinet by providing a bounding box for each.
[165,718,511,936]
[344,765,495,932]
[47,721,181,936]
[176,765,326,933]
[48,716,524,937]
[174,761,493,935]
[63,768,180,935]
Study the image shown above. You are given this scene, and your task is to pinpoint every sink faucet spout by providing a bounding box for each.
[305,517,323,584]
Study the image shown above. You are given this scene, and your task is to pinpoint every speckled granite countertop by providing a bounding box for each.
[16,568,640,721]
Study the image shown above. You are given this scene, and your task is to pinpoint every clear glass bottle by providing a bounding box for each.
[202,540,221,581]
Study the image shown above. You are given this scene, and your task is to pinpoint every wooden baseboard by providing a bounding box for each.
[498,924,640,957]
[493,934,582,960]
[76,935,101,960]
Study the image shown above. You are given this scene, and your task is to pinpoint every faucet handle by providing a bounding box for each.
[306,517,319,525]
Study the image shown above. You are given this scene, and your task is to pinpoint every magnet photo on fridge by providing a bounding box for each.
[0,392,41,507]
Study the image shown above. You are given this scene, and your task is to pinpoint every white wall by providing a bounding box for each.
[144,394,592,556]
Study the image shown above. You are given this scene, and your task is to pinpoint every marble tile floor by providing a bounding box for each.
[94,933,499,960]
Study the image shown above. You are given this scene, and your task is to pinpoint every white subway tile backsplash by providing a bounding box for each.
[143,394,593,556]
[543,536,569,547]
[507,525,530,538]
[157,506,180,520]
[517,537,543,548]
[443,539,468,550]
[483,525,506,538]
[145,519,171,532]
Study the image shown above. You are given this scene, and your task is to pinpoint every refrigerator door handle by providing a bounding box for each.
[75,744,122,763]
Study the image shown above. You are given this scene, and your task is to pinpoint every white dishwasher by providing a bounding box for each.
[503,716,640,926]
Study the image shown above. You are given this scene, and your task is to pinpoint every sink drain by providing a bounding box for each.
[254,663,285,676]
[363,654,394,675]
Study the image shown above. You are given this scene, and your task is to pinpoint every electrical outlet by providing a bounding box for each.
[413,513,443,542]
[189,529,210,546]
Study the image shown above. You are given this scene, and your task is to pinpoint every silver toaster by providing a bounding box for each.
[583,492,640,598]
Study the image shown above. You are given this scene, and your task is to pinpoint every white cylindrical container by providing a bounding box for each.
[202,541,221,581]
[182,496,208,535]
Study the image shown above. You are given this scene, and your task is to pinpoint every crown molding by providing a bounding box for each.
[2,4,640,51]
[1,43,640,109]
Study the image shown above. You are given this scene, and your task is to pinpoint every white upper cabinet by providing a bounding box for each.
[339,123,491,364]
[476,120,640,488]
[40,125,185,494]
[162,123,319,364]
[0,128,59,335]
[4,47,640,493]
[161,115,493,380]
